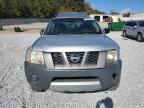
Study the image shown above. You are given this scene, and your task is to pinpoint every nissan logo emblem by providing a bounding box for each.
[70,54,80,63]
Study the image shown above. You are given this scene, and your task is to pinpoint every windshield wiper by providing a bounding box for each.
[46,33,60,35]
[85,31,100,34]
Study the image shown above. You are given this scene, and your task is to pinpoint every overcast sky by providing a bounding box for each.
[85,0,144,14]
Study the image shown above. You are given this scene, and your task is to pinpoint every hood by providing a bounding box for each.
[32,34,119,52]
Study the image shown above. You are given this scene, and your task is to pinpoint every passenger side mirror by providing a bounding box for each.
[103,28,110,34]
[134,25,138,28]
[40,29,44,36]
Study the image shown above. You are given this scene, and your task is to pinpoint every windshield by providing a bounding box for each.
[44,18,102,35]
[138,21,144,27]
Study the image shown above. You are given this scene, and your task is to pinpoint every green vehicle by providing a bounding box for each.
[108,22,125,31]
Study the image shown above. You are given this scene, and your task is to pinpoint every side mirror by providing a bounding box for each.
[134,25,138,28]
[103,28,110,34]
[40,29,44,36]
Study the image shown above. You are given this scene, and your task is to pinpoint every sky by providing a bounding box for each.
[85,0,144,14]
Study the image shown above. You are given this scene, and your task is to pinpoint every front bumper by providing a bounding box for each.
[24,60,122,92]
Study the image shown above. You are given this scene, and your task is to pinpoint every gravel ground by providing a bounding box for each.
[0,31,144,108]
[3,23,47,31]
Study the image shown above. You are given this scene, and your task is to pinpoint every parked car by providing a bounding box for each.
[24,12,122,93]
[123,20,144,42]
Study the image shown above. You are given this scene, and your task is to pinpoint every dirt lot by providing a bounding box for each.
[0,31,144,108]
[3,23,47,31]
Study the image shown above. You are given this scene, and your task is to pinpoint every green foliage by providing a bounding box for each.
[94,9,105,14]
[110,11,119,15]
[0,0,86,18]
[85,2,105,15]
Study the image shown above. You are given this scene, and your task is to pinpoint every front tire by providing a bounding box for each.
[137,33,143,42]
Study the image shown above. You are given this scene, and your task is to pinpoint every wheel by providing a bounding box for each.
[31,85,46,92]
[137,33,143,42]
[123,30,127,37]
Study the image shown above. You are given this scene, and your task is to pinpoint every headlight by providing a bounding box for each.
[107,50,117,63]
[26,51,45,64]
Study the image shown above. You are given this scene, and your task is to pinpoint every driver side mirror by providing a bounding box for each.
[134,25,138,28]
[103,28,110,34]
[40,29,44,36]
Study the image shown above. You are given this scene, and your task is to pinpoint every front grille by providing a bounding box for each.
[86,51,99,64]
[50,51,100,69]
[66,52,84,64]
[51,52,64,65]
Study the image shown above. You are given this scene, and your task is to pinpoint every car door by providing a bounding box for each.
[124,22,132,35]
[130,21,138,37]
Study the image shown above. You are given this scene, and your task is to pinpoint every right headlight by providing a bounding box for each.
[107,50,117,63]
[26,50,45,64]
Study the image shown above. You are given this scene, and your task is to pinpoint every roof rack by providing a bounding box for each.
[56,12,89,18]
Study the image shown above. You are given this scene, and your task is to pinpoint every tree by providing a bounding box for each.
[123,12,131,17]
[85,2,105,14]
[0,0,3,18]
[85,2,95,14]
[94,9,105,14]
[110,11,119,15]
[0,0,86,18]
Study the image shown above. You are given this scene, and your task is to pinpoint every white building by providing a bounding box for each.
[89,14,111,22]
[118,12,144,21]
[89,12,144,22]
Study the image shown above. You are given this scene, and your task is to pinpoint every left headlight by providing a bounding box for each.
[26,50,45,64]
[107,50,117,63]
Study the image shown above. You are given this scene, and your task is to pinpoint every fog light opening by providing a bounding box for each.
[112,73,117,80]
[30,74,38,82]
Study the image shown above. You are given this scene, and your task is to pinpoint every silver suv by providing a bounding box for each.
[24,12,122,92]
[123,20,144,42]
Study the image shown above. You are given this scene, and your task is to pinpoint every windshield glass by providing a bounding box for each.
[138,21,144,27]
[44,18,102,35]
